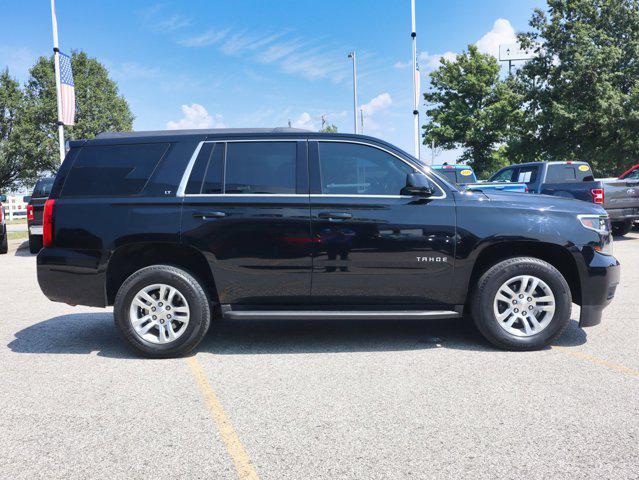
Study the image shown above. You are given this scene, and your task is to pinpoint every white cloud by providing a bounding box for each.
[419,51,457,70]
[166,104,227,129]
[361,93,393,116]
[179,29,229,47]
[153,14,192,32]
[475,18,516,58]
[394,60,412,69]
[291,112,316,130]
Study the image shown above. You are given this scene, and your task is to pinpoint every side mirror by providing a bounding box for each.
[0,194,6,202]
[23,196,31,203]
[401,172,435,197]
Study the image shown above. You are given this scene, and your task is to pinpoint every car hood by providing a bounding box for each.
[478,191,606,216]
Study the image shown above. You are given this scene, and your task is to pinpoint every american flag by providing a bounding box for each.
[59,52,75,125]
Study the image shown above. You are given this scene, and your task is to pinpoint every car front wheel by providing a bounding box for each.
[114,265,212,358]
[471,257,572,350]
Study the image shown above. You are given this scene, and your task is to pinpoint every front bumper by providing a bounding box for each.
[575,248,620,327]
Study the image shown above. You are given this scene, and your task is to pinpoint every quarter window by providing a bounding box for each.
[318,142,414,195]
[61,143,169,197]
[224,142,296,194]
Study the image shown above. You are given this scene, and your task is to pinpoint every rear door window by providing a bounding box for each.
[516,166,539,183]
[61,143,169,197]
[224,142,296,194]
[545,164,583,183]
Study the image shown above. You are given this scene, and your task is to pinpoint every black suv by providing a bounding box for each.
[37,129,620,357]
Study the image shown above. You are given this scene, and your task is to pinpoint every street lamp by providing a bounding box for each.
[347,51,359,134]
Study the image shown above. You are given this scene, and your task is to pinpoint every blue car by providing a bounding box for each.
[432,164,527,192]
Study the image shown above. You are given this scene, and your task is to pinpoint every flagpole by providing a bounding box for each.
[50,0,65,163]
[411,0,421,160]
[348,51,359,134]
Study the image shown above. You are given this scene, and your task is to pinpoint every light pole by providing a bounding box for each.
[348,51,359,134]
[410,0,420,160]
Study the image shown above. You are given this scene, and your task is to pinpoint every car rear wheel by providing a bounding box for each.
[114,265,211,358]
[612,220,632,237]
[28,234,43,254]
[471,257,571,350]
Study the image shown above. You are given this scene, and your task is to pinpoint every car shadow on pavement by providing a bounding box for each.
[7,312,587,358]
[14,241,34,257]
[7,312,133,359]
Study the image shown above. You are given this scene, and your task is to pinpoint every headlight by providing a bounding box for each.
[578,214,613,255]
[578,215,609,233]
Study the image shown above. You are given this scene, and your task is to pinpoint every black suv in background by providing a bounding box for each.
[25,177,54,254]
[37,129,620,357]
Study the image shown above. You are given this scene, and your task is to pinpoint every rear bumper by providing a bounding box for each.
[37,247,107,307]
[575,248,620,327]
[607,207,639,222]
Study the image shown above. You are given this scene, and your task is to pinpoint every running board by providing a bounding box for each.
[221,308,461,321]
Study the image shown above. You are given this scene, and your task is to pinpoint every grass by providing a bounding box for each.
[7,231,27,241]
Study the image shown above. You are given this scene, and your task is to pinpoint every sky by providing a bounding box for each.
[0,0,546,164]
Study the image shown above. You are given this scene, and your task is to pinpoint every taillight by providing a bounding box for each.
[591,188,604,204]
[43,199,56,247]
[27,204,34,221]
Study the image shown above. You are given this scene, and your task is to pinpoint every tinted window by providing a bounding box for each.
[61,143,169,197]
[491,168,516,182]
[319,142,414,195]
[201,143,224,194]
[225,142,296,194]
[437,170,458,184]
[546,164,592,183]
[32,178,55,198]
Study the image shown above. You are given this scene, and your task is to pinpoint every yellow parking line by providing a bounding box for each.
[185,356,260,480]
[554,346,639,378]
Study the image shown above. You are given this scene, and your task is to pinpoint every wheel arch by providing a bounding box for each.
[106,242,219,306]
[467,241,581,306]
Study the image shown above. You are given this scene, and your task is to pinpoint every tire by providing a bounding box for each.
[0,234,7,254]
[29,234,43,254]
[612,220,632,237]
[114,265,212,358]
[471,257,572,351]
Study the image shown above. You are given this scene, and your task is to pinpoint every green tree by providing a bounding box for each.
[320,123,338,133]
[13,51,134,179]
[516,0,639,175]
[0,69,23,192]
[422,46,522,177]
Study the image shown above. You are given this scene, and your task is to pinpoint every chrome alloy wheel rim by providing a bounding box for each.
[129,284,190,344]
[493,275,556,337]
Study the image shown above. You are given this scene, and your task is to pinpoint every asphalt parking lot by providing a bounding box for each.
[0,234,637,480]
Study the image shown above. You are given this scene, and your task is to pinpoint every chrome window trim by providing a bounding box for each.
[177,138,448,199]
[176,141,204,197]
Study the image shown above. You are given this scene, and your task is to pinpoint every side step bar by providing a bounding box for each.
[221,307,461,321]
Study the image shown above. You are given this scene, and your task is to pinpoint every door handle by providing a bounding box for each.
[193,211,226,219]
[318,212,352,221]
